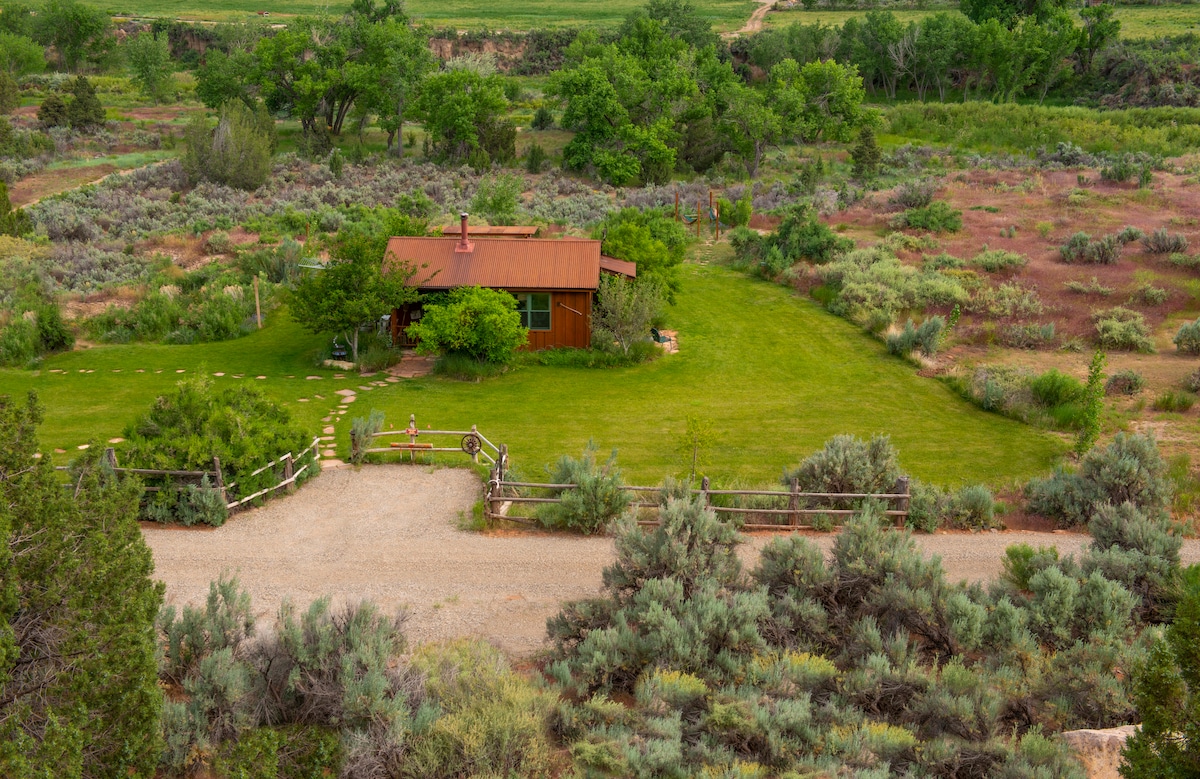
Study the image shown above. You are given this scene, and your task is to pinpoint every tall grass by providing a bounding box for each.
[886,103,1200,156]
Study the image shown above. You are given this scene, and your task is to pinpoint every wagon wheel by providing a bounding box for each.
[460,434,482,455]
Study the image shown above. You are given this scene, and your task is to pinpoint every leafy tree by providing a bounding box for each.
[1076,349,1106,456]
[0,393,164,778]
[961,0,1070,27]
[35,93,65,128]
[638,0,718,51]
[290,237,419,363]
[182,101,275,191]
[32,0,113,72]
[594,208,689,300]
[0,32,44,77]
[1023,11,1082,104]
[0,2,35,36]
[1121,565,1200,778]
[852,10,905,98]
[65,75,104,130]
[408,286,527,364]
[124,31,173,103]
[721,83,781,179]
[194,50,255,110]
[470,174,523,225]
[593,274,663,356]
[1079,3,1120,74]
[676,413,715,480]
[416,67,514,165]
[539,442,631,534]
[911,12,974,101]
[771,57,867,142]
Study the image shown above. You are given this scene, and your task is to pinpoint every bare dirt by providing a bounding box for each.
[144,465,1200,656]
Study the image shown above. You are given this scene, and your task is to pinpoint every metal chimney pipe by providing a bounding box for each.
[460,212,469,248]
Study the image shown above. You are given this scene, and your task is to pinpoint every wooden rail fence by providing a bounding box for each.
[359,414,499,465]
[57,437,321,511]
[486,464,911,531]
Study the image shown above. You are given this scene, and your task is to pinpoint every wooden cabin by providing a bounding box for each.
[384,215,635,351]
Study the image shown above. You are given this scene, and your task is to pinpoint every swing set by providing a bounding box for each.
[674,190,732,239]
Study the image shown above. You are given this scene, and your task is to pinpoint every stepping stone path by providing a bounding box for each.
[306,376,322,380]
[176,369,185,373]
[335,389,357,397]
[136,369,144,373]
[387,352,436,379]
[77,444,89,450]
[214,372,225,376]
[256,376,266,379]
[54,448,65,454]
[297,398,308,402]
[108,437,124,444]
[322,427,335,435]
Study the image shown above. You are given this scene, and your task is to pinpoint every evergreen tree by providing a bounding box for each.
[1122,565,1200,777]
[36,93,68,128]
[65,75,105,130]
[850,124,880,180]
[0,393,164,778]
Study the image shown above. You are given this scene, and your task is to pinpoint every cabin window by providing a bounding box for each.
[516,293,551,330]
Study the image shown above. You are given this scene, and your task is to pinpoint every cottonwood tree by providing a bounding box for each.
[0,32,44,78]
[32,0,113,72]
[290,236,419,363]
[0,393,164,778]
[593,274,663,356]
[416,67,515,166]
[125,31,173,104]
[721,83,781,179]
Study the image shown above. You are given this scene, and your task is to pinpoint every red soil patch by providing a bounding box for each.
[8,164,119,207]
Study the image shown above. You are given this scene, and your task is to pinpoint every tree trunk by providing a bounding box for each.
[393,98,406,158]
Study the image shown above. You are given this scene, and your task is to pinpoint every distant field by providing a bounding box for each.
[763,4,1200,38]
[98,0,759,30]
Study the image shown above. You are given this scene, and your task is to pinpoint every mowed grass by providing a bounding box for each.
[762,5,1200,38]
[0,266,1062,486]
[99,0,758,30]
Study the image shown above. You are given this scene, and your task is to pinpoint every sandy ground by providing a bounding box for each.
[144,465,1200,656]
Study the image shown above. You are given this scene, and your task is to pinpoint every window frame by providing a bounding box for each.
[515,292,552,331]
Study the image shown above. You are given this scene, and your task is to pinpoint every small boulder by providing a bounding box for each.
[1061,725,1139,779]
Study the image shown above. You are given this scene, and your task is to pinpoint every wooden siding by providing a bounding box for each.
[524,290,592,350]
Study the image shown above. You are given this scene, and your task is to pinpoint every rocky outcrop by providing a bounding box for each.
[1061,725,1139,779]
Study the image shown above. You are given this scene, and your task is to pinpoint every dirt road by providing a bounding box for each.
[144,465,1200,656]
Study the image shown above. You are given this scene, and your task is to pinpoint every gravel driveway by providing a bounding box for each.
[145,465,1200,656]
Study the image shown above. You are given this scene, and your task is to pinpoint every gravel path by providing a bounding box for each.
[145,465,1200,656]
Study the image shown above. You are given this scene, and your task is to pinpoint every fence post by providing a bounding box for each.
[498,444,507,487]
[789,478,800,528]
[470,424,480,464]
[104,447,118,469]
[700,476,710,508]
[408,413,417,463]
[283,453,295,493]
[488,466,500,519]
[893,476,910,529]
[213,456,226,505]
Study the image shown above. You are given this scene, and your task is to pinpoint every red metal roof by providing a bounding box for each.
[385,237,602,290]
[600,256,637,278]
[440,225,540,237]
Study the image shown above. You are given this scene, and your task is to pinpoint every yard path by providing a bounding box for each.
[144,465,1200,656]
[730,0,776,36]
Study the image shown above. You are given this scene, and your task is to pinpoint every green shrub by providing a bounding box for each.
[716,194,752,227]
[782,434,902,505]
[890,179,937,210]
[1000,322,1056,349]
[1105,369,1146,396]
[120,376,315,523]
[1031,369,1084,408]
[1173,318,1200,354]
[1132,283,1167,306]
[1084,501,1182,624]
[886,316,945,358]
[1093,307,1153,352]
[1167,252,1200,270]
[538,442,630,534]
[1117,226,1145,244]
[893,201,962,233]
[1061,231,1123,264]
[409,286,527,364]
[66,75,105,130]
[1065,276,1113,295]
[349,409,384,465]
[530,105,554,130]
[773,205,854,264]
[923,252,964,271]
[1142,227,1189,255]
[524,141,546,173]
[1152,390,1196,413]
[1026,432,1171,528]
[973,249,1027,273]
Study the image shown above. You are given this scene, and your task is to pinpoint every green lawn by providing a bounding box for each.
[0,265,1063,486]
[762,5,1200,38]
[98,0,758,31]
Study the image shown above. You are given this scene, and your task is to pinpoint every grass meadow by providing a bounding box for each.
[0,264,1063,487]
[100,0,759,30]
[763,5,1200,38]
